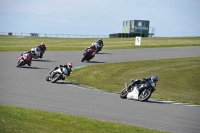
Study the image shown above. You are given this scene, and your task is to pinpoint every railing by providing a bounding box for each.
[0,32,109,38]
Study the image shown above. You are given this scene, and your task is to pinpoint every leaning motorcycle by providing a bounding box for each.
[81,48,95,62]
[120,78,157,101]
[46,67,68,83]
[31,46,41,59]
[16,53,32,67]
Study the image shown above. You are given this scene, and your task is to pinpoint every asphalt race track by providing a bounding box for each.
[1,46,200,133]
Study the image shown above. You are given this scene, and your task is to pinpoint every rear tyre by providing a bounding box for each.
[120,88,128,99]
[51,73,61,83]
[138,89,152,101]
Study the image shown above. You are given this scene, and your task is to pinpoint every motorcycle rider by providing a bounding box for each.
[37,42,46,58]
[49,62,73,80]
[21,51,34,66]
[95,38,103,52]
[128,75,158,92]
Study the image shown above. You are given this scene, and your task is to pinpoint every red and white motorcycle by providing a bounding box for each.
[16,52,33,67]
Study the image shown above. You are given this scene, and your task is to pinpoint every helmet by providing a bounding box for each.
[151,75,158,83]
[99,38,102,41]
[40,42,45,46]
[67,62,73,69]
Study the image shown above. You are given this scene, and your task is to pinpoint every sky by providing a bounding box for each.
[0,0,200,37]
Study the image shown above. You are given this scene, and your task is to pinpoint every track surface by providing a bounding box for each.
[1,46,200,133]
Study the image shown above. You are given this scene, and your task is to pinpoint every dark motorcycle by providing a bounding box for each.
[120,78,157,101]
[81,48,95,62]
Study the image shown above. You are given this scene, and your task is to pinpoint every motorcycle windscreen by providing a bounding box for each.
[62,67,68,75]
[23,53,28,59]
[127,86,139,100]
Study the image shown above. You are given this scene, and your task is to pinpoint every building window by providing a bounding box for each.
[138,21,142,26]
[127,21,130,26]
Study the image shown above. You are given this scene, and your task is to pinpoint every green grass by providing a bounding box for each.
[0,36,200,51]
[68,57,200,105]
[0,104,167,133]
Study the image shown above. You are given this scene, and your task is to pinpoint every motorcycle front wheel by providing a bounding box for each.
[120,88,128,99]
[81,56,86,62]
[16,60,24,67]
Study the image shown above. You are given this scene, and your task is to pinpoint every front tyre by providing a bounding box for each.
[16,60,24,67]
[46,76,50,81]
[81,56,86,62]
[120,88,128,99]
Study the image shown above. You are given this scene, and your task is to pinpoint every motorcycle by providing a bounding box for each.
[31,46,41,59]
[46,67,68,83]
[120,78,157,101]
[16,53,32,67]
[81,48,95,62]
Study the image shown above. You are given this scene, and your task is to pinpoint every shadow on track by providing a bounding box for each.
[124,98,179,105]
[32,59,58,62]
[49,81,74,84]
[83,61,106,63]
[17,66,49,69]
[96,52,112,55]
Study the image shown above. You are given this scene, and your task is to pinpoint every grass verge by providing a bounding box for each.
[0,36,200,51]
[0,104,167,133]
[68,57,200,105]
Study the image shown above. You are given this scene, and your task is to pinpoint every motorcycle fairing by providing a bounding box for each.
[127,86,139,100]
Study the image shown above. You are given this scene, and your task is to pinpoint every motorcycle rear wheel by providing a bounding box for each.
[51,73,61,83]
[138,89,152,101]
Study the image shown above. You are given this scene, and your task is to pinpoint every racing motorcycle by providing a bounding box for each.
[81,48,95,62]
[46,67,68,83]
[16,52,32,67]
[31,46,41,59]
[120,78,157,101]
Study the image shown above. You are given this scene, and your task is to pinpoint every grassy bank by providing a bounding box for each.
[0,104,167,133]
[68,57,200,105]
[0,36,200,51]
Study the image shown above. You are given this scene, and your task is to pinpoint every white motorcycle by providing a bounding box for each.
[31,46,41,59]
[46,67,68,83]
[92,42,102,53]
[120,78,157,101]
